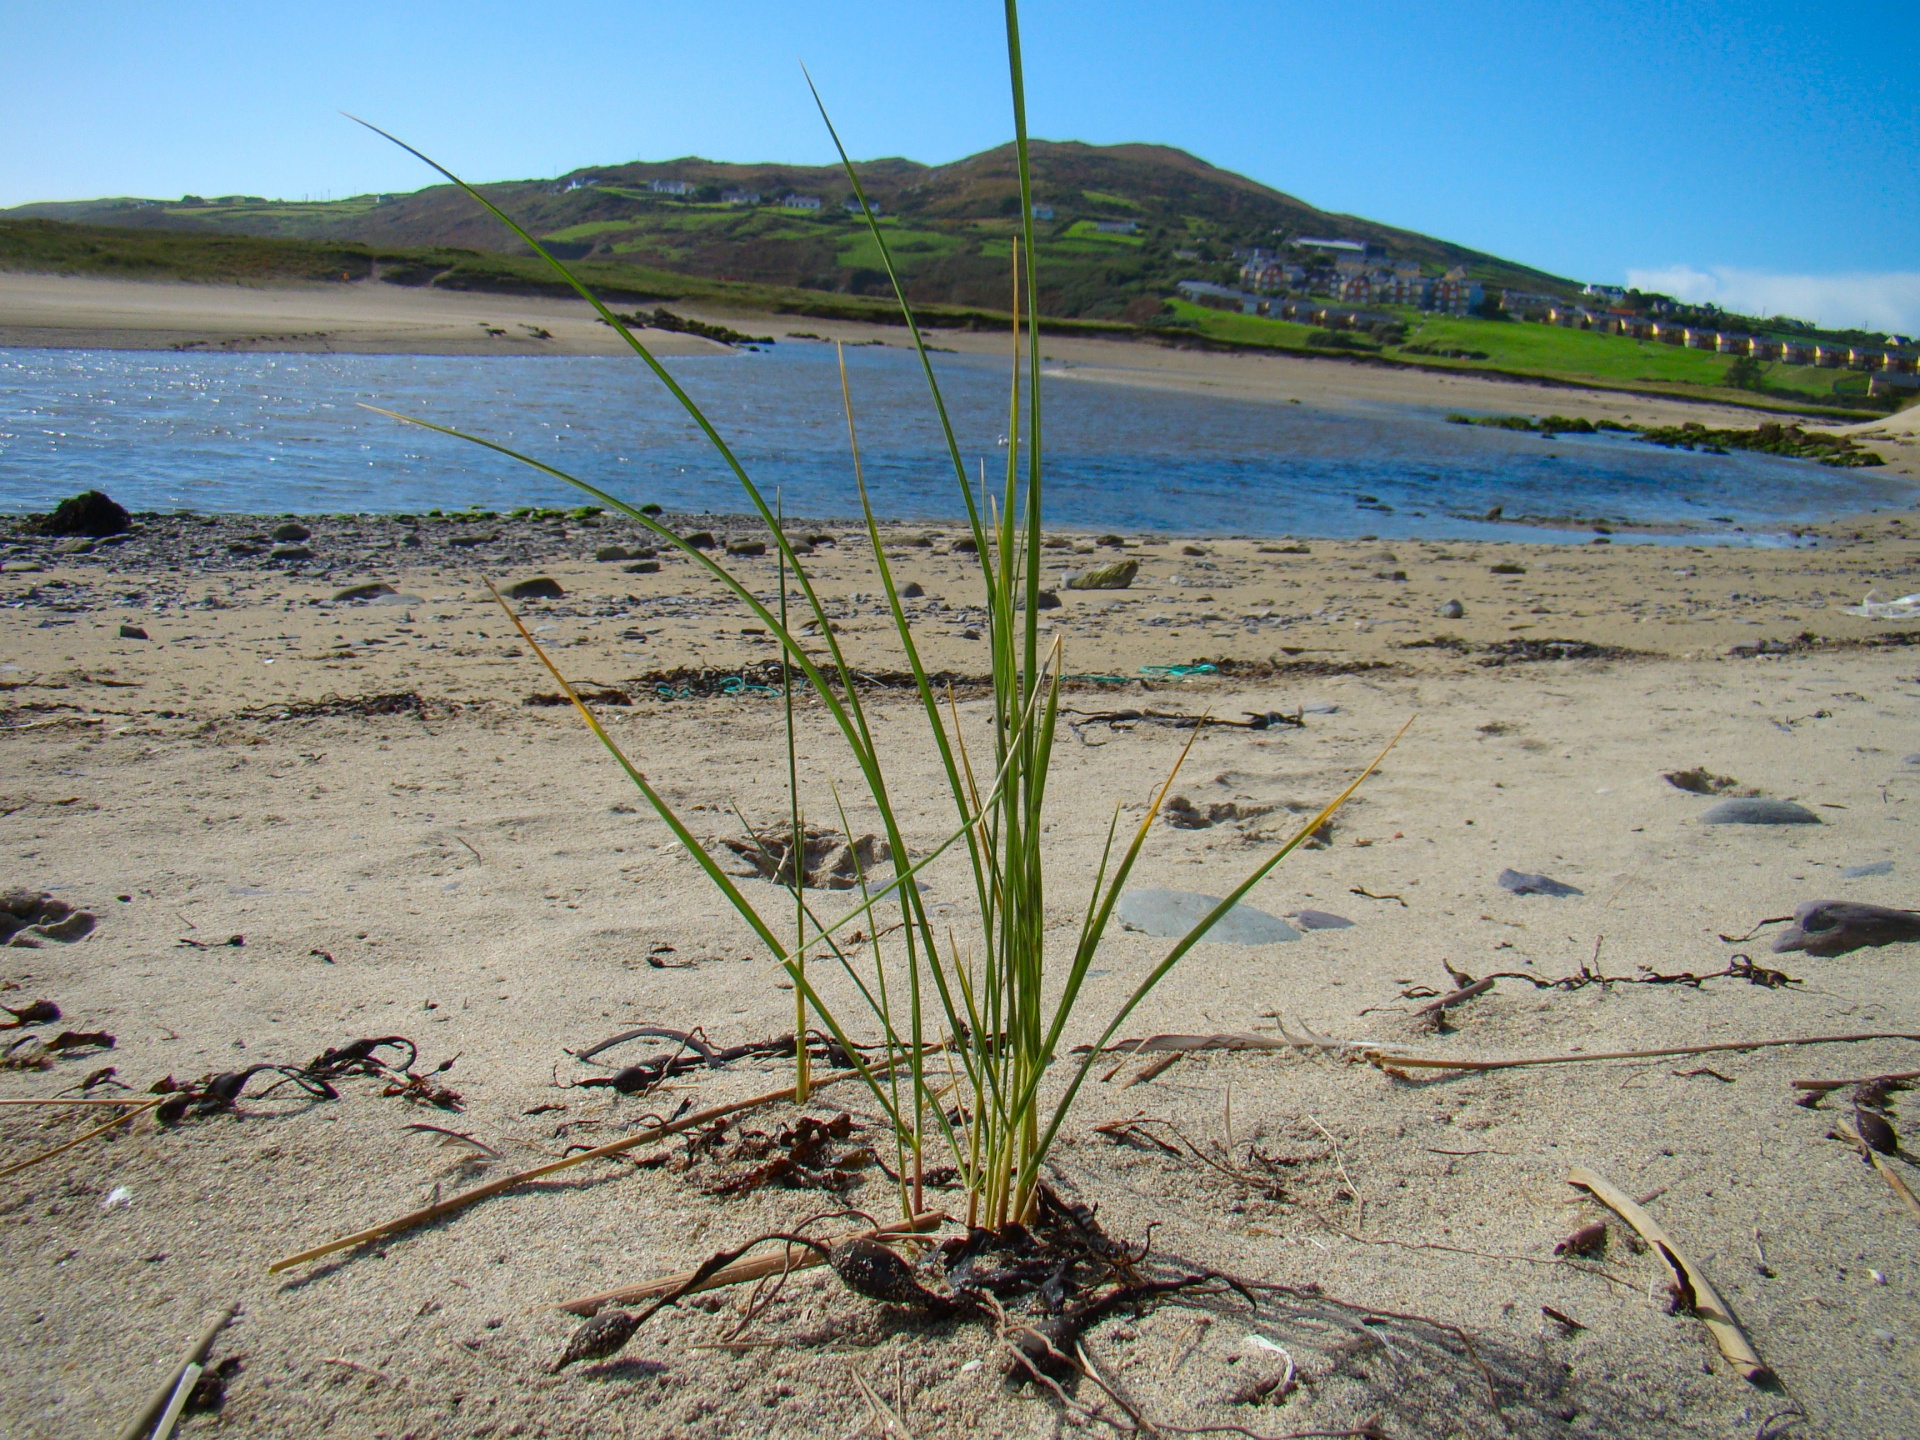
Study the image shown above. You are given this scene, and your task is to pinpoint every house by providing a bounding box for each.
[1499,290,1560,320]
[647,179,692,195]
[1582,284,1628,304]
[1429,276,1482,315]
[1871,372,1920,396]
[563,177,600,192]
[1715,332,1747,354]
[1242,260,1307,291]
[1176,280,1259,314]
[842,196,882,215]
[781,194,823,211]
[720,188,761,205]
[1778,340,1812,365]
[1093,218,1138,235]
[1813,344,1847,367]
[1684,328,1718,349]
[1336,273,1374,302]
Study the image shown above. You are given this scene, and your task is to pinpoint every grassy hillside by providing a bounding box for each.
[4,141,1573,320]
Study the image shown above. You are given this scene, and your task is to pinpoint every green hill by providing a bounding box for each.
[2,140,1574,319]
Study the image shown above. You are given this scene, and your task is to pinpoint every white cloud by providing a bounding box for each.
[1623,265,1920,335]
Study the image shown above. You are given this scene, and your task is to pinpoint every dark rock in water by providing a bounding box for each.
[1700,798,1820,825]
[1773,900,1920,957]
[504,577,565,601]
[1115,888,1300,944]
[1498,868,1583,897]
[269,545,314,561]
[119,624,149,640]
[32,490,130,538]
[1291,909,1354,930]
[272,522,311,542]
[333,582,395,602]
[1663,767,1740,795]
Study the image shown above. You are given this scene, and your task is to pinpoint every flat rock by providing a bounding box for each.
[1498,868,1583,897]
[1773,900,1920,957]
[333,582,396,602]
[1115,888,1300,944]
[1065,558,1139,591]
[504,577,565,601]
[118,624,148,640]
[1699,797,1820,825]
[269,544,314,561]
[272,522,311,542]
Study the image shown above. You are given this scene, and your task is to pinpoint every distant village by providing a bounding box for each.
[1177,237,1918,395]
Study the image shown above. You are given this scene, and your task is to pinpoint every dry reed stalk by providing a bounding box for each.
[0,1095,160,1181]
[112,1305,237,1440]
[1370,1031,1920,1073]
[554,1211,944,1315]
[1832,1119,1920,1223]
[1567,1166,1771,1383]
[0,1096,155,1106]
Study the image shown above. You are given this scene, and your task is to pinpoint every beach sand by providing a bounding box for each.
[6,502,1920,1437]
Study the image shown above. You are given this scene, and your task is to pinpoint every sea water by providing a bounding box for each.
[0,343,1907,542]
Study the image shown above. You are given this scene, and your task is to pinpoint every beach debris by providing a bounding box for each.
[1064,707,1300,733]
[524,687,631,707]
[269,544,314,561]
[1841,590,1920,619]
[1699,797,1820,825]
[2,999,60,1028]
[1770,900,1920,957]
[271,522,310,541]
[0,1094,163,1179]
[1115,889,1300,944]
[1554,1221,1608,1257]
[118,624,149,640]
[1414,973,1496,1022]
[1162,795,1273,829]
[1663,766,1742,794]
[1065,559,1138,590]
[1497,868,1583,897]
[111,1304,238,1440]
[1437,599,1464,618]
[682,530,717,549]
[693,1112,873,1196]
[1290,909,1354,930]
[29,489,130,538]
[725,537,766,556]
[1489,562,1526,575]
[500,576,562,600]
[567,1026,835,1095]
[713,822,892,890]
[1477,637,1637,666]
[1567,1166,1772,1383]
[102,1185,132,1209]
[0,892,96,946]
[552,1308,644,1372]
[331,582,395,602]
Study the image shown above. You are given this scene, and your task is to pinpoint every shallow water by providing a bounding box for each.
[1,343,1906,542]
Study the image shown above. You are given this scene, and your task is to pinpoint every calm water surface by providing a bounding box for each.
[1,344,1907,543]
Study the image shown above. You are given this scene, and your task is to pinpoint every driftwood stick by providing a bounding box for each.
[112,1304,238,1440]
[0,1096,155,1107]
[1792,1070,1920,1094]
[1567,1166,1771,1384]
[269,1069,863,1273]
[554,1211,946,1316]
[0,1096,160,1181]
[1414,977,1496,1017]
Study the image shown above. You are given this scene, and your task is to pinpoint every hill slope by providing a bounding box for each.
[3,141,1573,318]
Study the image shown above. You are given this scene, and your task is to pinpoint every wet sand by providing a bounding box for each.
[6,505,1920,1436]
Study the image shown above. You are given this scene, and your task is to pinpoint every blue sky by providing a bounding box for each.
[4,1,1916,328]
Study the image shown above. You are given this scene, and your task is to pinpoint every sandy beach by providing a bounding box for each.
[3,494,1920,1437]
[7,273,1920,1438]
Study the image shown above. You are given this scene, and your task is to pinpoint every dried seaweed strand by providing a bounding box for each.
[268,1070,866,1272]
[1832,1120,1920,1224]
[1371,1030,1920,1074]
[555,1211,943,1315]
[1567,1166,1772,1383]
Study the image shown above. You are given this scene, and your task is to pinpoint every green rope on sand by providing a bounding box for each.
[1138,663,1217,680]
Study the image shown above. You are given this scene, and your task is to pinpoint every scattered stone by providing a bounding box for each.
[1498,868,1583,897]
[901,581,925,598]
[1181,544,1209,557]
[56,537,95,555]
[726,538,767,557]
[1772,901,1920,957]
[1489,562,1527,575]
[623,561,660,575]
[1116,889,1300,945]
[683,531,717,549]
[1699,798,1820,825]
[1663,767,1741,795]
[504,577,565,601]
[1098,534,1127,547]
[227,542,264,557]
[447,533,495,548]
[31,490,130,538]
[333,582,396,602]
[594,545,633,562]
[1035,590,1062,610]
[1290,909,1354,930]
[269,545,314,561]
[904,534,935,548]
[1842,861,1895,878]
[1162,795,1271,829]
[370,593,423,606]
[1438,599,1464,619]
[271,522,311,542]
[118,624,149,640]
[951,536,979,553]
[1066,559,1139,591]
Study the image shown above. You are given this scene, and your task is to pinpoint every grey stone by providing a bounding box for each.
[1066,559,1139,591]
[594,545,633,562]
[725,538,767,557]
[56,537,95,555]
[269,544,314,561]
[1842,861,1895,878]
[1773,900,1920,957]
[118,624,149,640]
[504,577,565,601]
[623,561,660,575]
[901,581,925,598]
[333,582,396,602]
[1700,798,1820,825]
[683,531,717,549]
[1438,599,1464,619]
[272,522,311,542]
[1498,868,1583,897]
[1115,888,1300,945]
